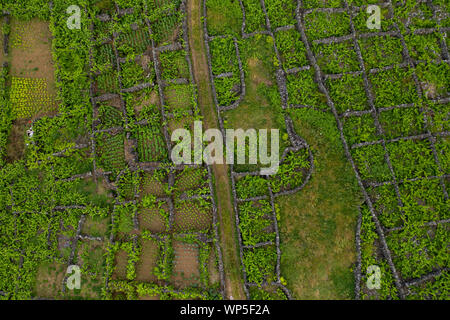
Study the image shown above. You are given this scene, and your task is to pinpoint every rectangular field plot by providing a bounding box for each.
[368,184,403,229]
[10,77,57,119]
[94,99,124,130]
[341,114,378,146]
[140,170,169,197]
[312,40,359,74]
[386,224,449,281]
[167,114,195,142]
[163,84,196,114]
[243,245,277,285]
[428,102,450,134]
[286,70,328,109]
[94,68,120,95]
[358,35,404,70]
[398,179,449,224]
[67,240,108,299]
[33,262,66,299]
[159,50,190,80]
[173,199,213,233]
[95,131,126,173]
[435,137,449,173]
[303,11,351,40]
[386,139,439,180]
[242,0,266,34]
[415,61,450,101]
[114,204,137,238]
[235,175,269,199]
[94,43,115,69]
[112,248,130,281]
[174,167,209,193]
[275,29,308,70]
[120,56,155,89]
[172,241,201,288]
[116,28,152,56]
[205,0,242,37]
[326,74,370,113]
[81,215,111,239]
[9,18,59,119]
[138,202,170,233]
[125,88,161,119]
[352,144,393,183]
[264,0,297,29]
[378,107,426,140]
[368,67,419,108]
[134,124,168,163]
[135,238,159,283]
[238,200,276,247]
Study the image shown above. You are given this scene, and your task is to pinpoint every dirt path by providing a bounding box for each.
[186,0,246,300]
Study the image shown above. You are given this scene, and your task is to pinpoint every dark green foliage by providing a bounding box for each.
[238,200,276,246]
[286,70,328,108]
[327,74,369,113]
[242,0,266,33]
[236,175,269,199]
[275,29,308,70]
[369,67,419,107]
[342,114,377,146]
[264,0,296,29]
[359,36,404,70]
[243,246,277,284]
[270,149,311,193]
[387,139,439,180]
[160,50,189,79]
[352,144,392,182]
[304,11,351,40]
[379,107,425,139]
[313,41,359,74]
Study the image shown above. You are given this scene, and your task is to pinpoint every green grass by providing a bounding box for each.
[278,108,362,299]
[206,0,242,36]
[222,35,288,172]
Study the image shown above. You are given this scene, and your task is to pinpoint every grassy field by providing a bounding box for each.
[278,109,362,299]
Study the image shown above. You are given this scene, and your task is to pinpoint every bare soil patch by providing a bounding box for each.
[208,247,220,286]
[9,18,57,95]
[135,239,159,283]
[138,205,168,233]
[34,262,66,299]
[112,249,128,280]
[172,240,201,288]
[5,118,28,163]
[81,215,110,238]
[140,171,167,197]
[173,201,213,233]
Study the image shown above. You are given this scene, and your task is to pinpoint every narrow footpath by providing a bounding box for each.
[186,0,246,300]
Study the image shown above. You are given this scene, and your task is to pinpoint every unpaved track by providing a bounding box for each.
[186,0,246,300]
